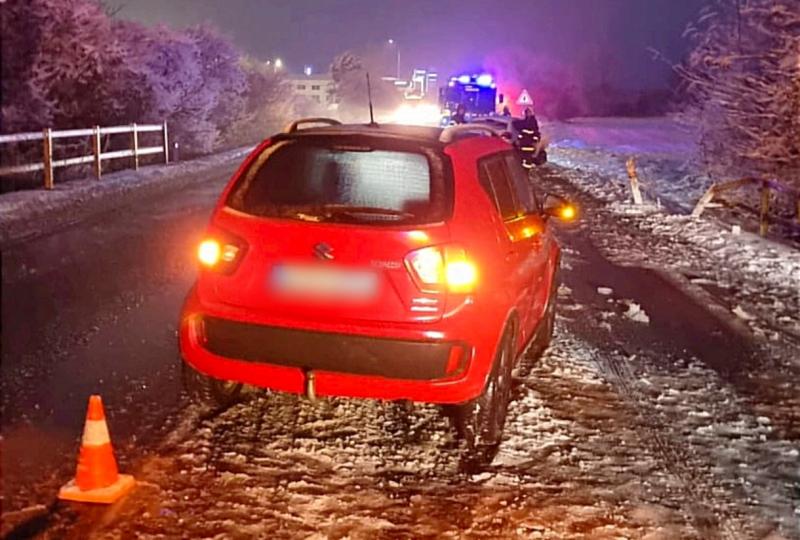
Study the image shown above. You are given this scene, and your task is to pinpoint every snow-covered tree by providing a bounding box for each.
[329,50,401,122]
[330,51,368,118]
[677,0,800,185]
[112,22,213,152]
[185,25,247,143]
[1,0,132,131]
[224,56,290,145]
[2,1,276,155]
[114,22,248,154]
[331,52,364,85]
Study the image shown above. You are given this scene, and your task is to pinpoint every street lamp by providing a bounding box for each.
[387,39,399,79]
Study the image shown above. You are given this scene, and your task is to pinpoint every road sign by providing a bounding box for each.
[516,89,533,106]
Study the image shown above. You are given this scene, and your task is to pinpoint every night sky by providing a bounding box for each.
[108,0,709,90]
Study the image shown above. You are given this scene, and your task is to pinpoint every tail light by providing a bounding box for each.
[197,231,247,275]
[405,245,478,294]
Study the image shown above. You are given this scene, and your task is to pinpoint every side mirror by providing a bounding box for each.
[542,193,578,222]
[500,131,512,141]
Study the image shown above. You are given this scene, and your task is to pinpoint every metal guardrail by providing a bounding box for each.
[0,122,168,189]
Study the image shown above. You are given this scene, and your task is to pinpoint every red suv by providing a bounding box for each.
[179,119,574,461]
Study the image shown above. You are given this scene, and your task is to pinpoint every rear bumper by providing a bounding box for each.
[179,290,501,404]
[202,316,468,381]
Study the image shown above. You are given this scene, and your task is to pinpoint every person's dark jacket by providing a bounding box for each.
[511,114,546,167]
[511,115,540,139]
[451,111,467,125]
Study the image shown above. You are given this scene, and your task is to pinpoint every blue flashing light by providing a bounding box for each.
[457,75,471,84]
[476,74,493,87]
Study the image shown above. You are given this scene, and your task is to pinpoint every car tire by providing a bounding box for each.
[182,361,242,410]
[530,266,560,358]
[451,323,515,468]
[536,276,558,350]
[514,269,559,381]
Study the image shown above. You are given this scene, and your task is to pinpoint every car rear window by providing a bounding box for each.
[227,138,451,225]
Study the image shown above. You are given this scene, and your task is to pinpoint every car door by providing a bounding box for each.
[477,153,541,348]
[503,154,552,334]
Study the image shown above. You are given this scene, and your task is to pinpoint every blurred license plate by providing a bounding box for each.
[271,265,378,298]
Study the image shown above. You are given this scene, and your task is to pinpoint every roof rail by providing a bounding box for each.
[439,123,503,143]
[282,117,342,134]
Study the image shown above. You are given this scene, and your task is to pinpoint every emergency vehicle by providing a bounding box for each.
[439,73,499,124]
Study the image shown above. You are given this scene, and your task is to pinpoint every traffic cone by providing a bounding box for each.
[58,395,135,504]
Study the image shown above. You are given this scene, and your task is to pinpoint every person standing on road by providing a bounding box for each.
[451,104,468,125]
[512,107,546,169]
[514,107,540,138]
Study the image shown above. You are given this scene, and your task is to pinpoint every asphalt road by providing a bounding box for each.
[1,163,235,525]
[1,163,797,539]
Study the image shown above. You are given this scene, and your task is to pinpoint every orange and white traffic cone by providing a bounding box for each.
[58,395,135,504]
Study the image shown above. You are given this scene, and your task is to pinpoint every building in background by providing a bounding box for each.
[287,71,336,108]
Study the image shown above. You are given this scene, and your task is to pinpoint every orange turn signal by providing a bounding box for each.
[559,204,577,221]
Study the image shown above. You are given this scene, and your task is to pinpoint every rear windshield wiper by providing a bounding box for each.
[321,205,415,220]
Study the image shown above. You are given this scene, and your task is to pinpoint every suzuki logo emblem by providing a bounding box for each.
[313,242,334,261]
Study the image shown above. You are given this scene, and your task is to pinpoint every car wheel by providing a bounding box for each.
[537,278,558,349]
[530,267,560,359]
[182,361,242,410]
[452,324,515,468]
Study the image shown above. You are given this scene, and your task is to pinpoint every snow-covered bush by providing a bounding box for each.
[678,0,800,186]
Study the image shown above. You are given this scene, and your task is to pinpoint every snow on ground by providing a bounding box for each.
[5,117,798,539]
[545,117,708,212]
[36,324,796,539]
[539,119,800,369]
[0,146,252,248]
[548,117,696,157]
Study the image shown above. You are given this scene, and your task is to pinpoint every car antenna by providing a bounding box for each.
[366,72,377,127]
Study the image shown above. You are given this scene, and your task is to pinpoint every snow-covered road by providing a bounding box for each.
[2,145,798,539]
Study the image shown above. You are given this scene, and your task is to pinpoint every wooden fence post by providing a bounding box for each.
[625,157,643,205]
[692,184,716,218]
[92,125,102,179]
[131,123,139,170]
[162,121,169,164]
[796,196,800,225]
[759,181,770,237]
[43,128,53,189]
